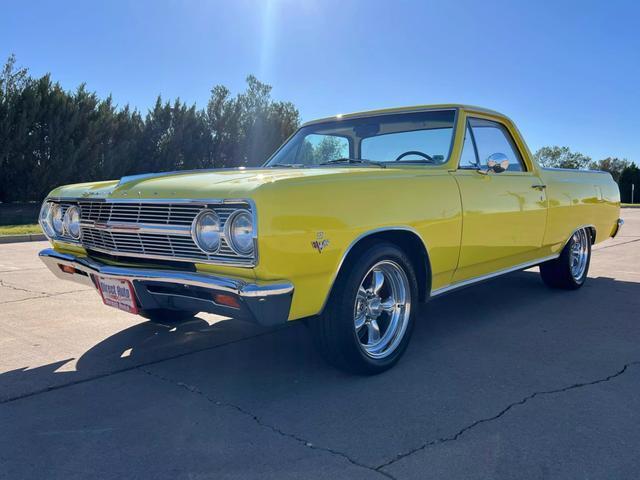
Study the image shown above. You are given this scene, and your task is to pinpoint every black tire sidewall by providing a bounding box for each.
[325,242,418,374]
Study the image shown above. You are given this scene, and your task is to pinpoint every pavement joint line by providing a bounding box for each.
[0,287,91,305]
[0,267,48,273]
[374,360,640,473]
[0,278,56,296]
[0,325,289,405]
[138,366,397,480]
[594,238,640,251]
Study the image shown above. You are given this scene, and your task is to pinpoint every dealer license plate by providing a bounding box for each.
[94,276,138,314]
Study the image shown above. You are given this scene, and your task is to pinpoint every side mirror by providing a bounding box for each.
[477,153,509,175]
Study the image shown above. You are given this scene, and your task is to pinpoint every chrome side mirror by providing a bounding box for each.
[478,152,510,175]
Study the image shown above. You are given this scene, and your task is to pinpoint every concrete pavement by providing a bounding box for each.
[1,211,639,479]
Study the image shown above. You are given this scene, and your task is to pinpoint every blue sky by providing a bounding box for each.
[2,0,638,161]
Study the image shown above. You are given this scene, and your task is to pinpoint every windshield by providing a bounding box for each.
[265,109,456,167]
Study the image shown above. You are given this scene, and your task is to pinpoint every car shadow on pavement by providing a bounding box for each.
[2,270,640,476]
[0,314,277,402]
[2,269,639,406]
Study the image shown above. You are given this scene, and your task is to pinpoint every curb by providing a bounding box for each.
[621,205,640,209]
[0,233,47,244]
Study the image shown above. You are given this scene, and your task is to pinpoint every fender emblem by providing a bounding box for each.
[311,232,330,253]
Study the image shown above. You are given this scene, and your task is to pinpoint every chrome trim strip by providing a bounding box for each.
[47,197,253,204]
[84,222,191,236]
[38,248,292,297]
[431,225,596,297]
[431,254,560,297]
[561,224,596,248]
[74,244,256,267]
[542,167,609,174]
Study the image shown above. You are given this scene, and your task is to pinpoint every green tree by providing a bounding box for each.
[297,136,346,165]
[533,146,591,169]
[619,164,640,204]
[0,55,299,201]
[205,75,299,168]
[588,157,630,183]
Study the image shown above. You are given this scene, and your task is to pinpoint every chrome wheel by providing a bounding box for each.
[354,260,411,359]
[570,228,589,280]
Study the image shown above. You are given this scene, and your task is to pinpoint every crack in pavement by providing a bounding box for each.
[375,361,640,473]
[0,279,92,305]
[0,279,52,296]
[138,367,397,480]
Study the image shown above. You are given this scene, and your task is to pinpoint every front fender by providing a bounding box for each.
[251,170,462,320]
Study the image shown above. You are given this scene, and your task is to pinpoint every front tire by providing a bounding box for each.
[540,228,592,290]
[311,242,418,375]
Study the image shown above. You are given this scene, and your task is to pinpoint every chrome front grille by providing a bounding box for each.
[79,202,202,226]
[51,199,256,267]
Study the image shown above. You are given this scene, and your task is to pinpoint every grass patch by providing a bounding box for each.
[621,203,640,207]
[0,224,42,236]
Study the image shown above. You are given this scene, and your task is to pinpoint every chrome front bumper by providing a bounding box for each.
[39,248,293,326]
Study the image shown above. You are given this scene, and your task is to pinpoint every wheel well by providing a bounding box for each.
[588,226,596,244]
[336,230,431,302]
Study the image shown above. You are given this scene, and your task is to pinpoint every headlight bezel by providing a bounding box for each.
[225,209,255,256]
[39,200,82,243]
[39,201,55,238]
[63,205,82,240]
[191,208,222,254]
[50,203,65,236]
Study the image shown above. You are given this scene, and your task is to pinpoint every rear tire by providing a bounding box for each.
[139,309,199,324]
[310,242,418,375]
[540,228,591,290]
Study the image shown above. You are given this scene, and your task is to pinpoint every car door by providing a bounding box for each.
[451,116,548,282]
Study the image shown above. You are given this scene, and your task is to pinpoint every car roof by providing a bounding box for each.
[301,104,506,127]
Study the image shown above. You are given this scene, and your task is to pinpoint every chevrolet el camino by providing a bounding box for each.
[39,104,623,374]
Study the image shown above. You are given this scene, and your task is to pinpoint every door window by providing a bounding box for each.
[461,118,526,172]
[459,121,479,168]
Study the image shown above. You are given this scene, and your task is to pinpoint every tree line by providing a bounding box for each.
[0,55,299,202]
[533,146,639,203]
[0,55,637,203]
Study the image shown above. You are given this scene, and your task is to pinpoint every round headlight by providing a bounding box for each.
[192,209,221,253]
[226,210,254,255]
[50,203,64,236]
[39,201,55,238]
[63,205,81,239]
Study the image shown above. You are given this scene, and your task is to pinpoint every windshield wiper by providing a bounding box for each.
[319,158,386,168]
[268,163,307,168]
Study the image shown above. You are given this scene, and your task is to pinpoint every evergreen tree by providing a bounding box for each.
[619,164,640,204]
[0,54,299,202]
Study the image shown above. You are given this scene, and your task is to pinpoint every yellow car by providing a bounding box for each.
[38,104,622,374]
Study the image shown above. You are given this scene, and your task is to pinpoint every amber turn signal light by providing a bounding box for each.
[58,264,76,274]
[213,293,240,309]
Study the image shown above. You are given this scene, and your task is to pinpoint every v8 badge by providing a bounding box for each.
[311,232,330,254]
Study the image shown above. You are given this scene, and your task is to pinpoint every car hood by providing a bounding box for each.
[48,167,397,200]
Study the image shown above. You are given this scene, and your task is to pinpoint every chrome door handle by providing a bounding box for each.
[531,184,547,190]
